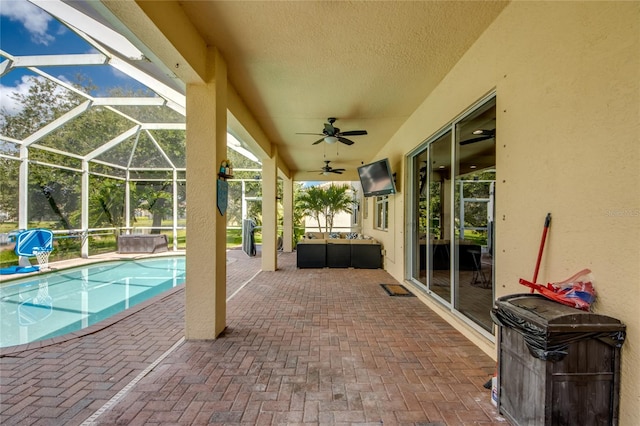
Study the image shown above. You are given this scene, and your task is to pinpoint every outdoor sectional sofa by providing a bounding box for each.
[296,232,382,269]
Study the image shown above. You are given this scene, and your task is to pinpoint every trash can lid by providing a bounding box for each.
[495,293,625,333]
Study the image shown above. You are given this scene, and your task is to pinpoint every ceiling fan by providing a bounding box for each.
[460,129,495,146]
[298,117,367,146]
[310,160,345,175]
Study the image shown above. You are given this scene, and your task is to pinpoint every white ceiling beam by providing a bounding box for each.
[86,125,141,160]
[127,168,174,172]
[140,123,185,130]
[27,159,82,173]
[165,100,186,116]
[88,171,126,181]
[13,54,107,68]
[104,106,142,126]
[22,100,93,146]
[109,56,185,108]
[30,143,85,160]
[28,67,92,99]
[144,129,175,169]
[0,58,14,76]
[126,131,141,168]
[29,0,144,60]
[0,135,23,145]
[90,158,128,171]
[92,97,166,106]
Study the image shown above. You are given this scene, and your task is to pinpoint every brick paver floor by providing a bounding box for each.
[1,249,505,425]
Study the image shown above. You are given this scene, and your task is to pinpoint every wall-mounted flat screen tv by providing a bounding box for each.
[358,158,396,197]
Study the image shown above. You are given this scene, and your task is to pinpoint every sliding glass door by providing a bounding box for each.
[409,95,496,332]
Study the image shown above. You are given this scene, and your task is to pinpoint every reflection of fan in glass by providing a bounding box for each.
[460,129,495,146]
[297,117,367,145]
[309,160,345,175]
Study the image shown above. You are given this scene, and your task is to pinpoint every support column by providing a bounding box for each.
[172,169,178,251]
[261,151,278,271]
[185,47,227,339]
[18,145,28,230]
[81,160,89,258]
[125,170,131,234]
[282,177,293,252]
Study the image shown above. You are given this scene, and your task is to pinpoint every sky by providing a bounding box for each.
[0,0,267,168]
[0,0,148,116]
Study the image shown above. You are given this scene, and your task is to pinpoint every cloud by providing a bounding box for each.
[0,74,70,121]
[1,0,54,45]
[0,75,36,116]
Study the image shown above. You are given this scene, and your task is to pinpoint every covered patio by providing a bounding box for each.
[0,251,501,425]
[2,1,638,424]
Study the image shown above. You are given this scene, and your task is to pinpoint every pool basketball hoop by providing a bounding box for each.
[14,229,54,271]
[33,248,53,271]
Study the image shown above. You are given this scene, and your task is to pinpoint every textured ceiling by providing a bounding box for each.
[175,1,507,180]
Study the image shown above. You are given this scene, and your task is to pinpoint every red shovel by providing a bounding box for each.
[531,213,552,292]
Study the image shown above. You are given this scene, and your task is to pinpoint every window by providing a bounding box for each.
[374,195,389,230]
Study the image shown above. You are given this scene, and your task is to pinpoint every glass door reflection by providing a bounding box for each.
[453,98,496,331]
[426,131,452,303]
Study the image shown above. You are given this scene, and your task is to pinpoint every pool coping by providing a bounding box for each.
[0,282,184,357]
[0,251,185,285]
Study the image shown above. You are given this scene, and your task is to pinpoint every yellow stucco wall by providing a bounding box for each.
[366,2,639,424]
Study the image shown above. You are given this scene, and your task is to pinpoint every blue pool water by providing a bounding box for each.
[0,256,185,348]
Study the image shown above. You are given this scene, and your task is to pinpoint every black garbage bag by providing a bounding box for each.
[491,295,626,361]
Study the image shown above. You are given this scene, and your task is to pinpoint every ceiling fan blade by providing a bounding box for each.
[340,130,367,136]
[332,170,343,174]
[460,135,493,146]
[337,137,355,145]
[332,168,345,172]
[296,132,323,136]
[312,138,325,145]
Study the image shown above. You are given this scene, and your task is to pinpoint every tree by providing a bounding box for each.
[133,180,172,233]
[86,178,128,228]
[296,184,354,233]
[324,184,354,232]
[1,74,191,233]
[0,157,19,222]
[1,76,86,228]
[296,186,326,231]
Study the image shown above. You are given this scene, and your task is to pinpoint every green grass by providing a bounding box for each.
[226,228,262,248]
[0,225,259,268]
[461,230,487,245]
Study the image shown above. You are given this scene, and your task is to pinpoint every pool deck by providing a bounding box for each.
[0,248,505,425]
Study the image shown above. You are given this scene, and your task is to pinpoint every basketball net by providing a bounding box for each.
[34,248,52,271]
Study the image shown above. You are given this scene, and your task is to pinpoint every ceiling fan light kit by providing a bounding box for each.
[310,160,345,175]
[460,129,496,146]
[324,136,338,144]
[298,117,368,146]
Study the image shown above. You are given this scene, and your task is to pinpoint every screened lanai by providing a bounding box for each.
[0,0,262,267]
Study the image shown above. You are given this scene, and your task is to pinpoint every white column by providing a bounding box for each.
[241,180,246,219]
[81,160,89,258]
[261,151,278,271]
[172,168,178,250]
[18,145,28,230]
[125,170,131,234]
[185,47,228,339]
[282,177,293,252]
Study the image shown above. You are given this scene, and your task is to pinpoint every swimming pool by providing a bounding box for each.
[0,256,185,349]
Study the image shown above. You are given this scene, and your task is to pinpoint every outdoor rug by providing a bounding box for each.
[380,283,415,297]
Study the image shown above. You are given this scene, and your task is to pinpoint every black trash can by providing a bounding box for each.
[491,294,626,426]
